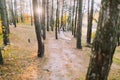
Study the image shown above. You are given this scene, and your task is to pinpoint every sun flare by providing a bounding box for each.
[37,7,42,15]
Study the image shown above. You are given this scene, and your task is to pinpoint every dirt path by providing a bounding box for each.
[44,32,89,80]
[9,25,89,80]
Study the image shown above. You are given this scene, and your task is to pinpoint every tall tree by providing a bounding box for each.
[55,0,59,39]
[20,0,24,23]
[7,0,13,24]
[32,0,44,57]
[76,0,82,49]
[68,0,72,31]
[41,0,46,40]
[74,0,78,37]
[50,0,54,31]
[30,0,33,26]
[86,0,120,80]
[61,0,64,28]
[46,0,49,31]
[0,0,10,45]
[86,0,94,45]
[14,0,18,23]
[72,0,76,35]
[11,0,16,27]
[117,10,120,46]
[57,0,60,32]
[0,48,3,64]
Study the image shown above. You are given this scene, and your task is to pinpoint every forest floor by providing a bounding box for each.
[0,24,120,80]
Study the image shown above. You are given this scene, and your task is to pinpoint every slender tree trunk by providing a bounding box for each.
[0,48,3,65]
[86,0,94,44]
[30,0,33,26]
[42,0,46,40]
[55,0,59,39]
[20,1,24,23]
[32,0,44,57]
[7,1,12,25]
[47,0,49,31]
[72,0,75,35]
[117,10,120,46]
[86,0,120,80]
[57,0,60,33]
[74,0,78,37]
[68,0,72,31]
[0,0,10,45]
[117,26,120,46]
[50,0,54,31]
[14,0,18,23]
[11,0,16,27]
[76,0,83,49]
[61,0,64,28]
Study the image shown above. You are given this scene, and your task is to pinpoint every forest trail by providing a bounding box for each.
[44,31,89,80]
[0,25,120,80]
[9,25,89,80]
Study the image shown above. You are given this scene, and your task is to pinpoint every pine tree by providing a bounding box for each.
[76,0,83,49]
[86,0,120,80]
[32,0,44,57]
[0,0,10,45]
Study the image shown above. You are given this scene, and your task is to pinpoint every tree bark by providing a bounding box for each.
[0,0,10,45]
[11,0,16,27]
[55,0,59,39]
[47,0,49,31]
[30,0,33,26]
[74,0,78,37]
[61,0,64,28]
[50,0,54,31]
[86,0,120,80]
[76,0,82,49]
[32,0,44,57]
[42,0,46,40]
[14,0,18,23]
[117,9,120,46]
[0,48,3,65]
[20,0,24,23]
[86,0,94,44]
[72,0,76,35]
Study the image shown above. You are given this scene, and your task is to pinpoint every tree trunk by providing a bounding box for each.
[0,0,10,45]
[72,0,75,35]
[57,1,60,33]
[86,0,94,44]
[20,0,24,23]
[32,0,44,57]
[67,0,72,30]
[117,9,120,46]
[86,0,120,80]
[76,0,82,49]
[55,0,59,39]
[74,0,78,37]
[14,0,18,23]
[61,0,64,28]
[50,0,54,31]
[0,48,3,65]
[47,0,49,31]
[30,0,33,26]
[42,0,46,40]
[11,0,16,27]
[7,1,12,25]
